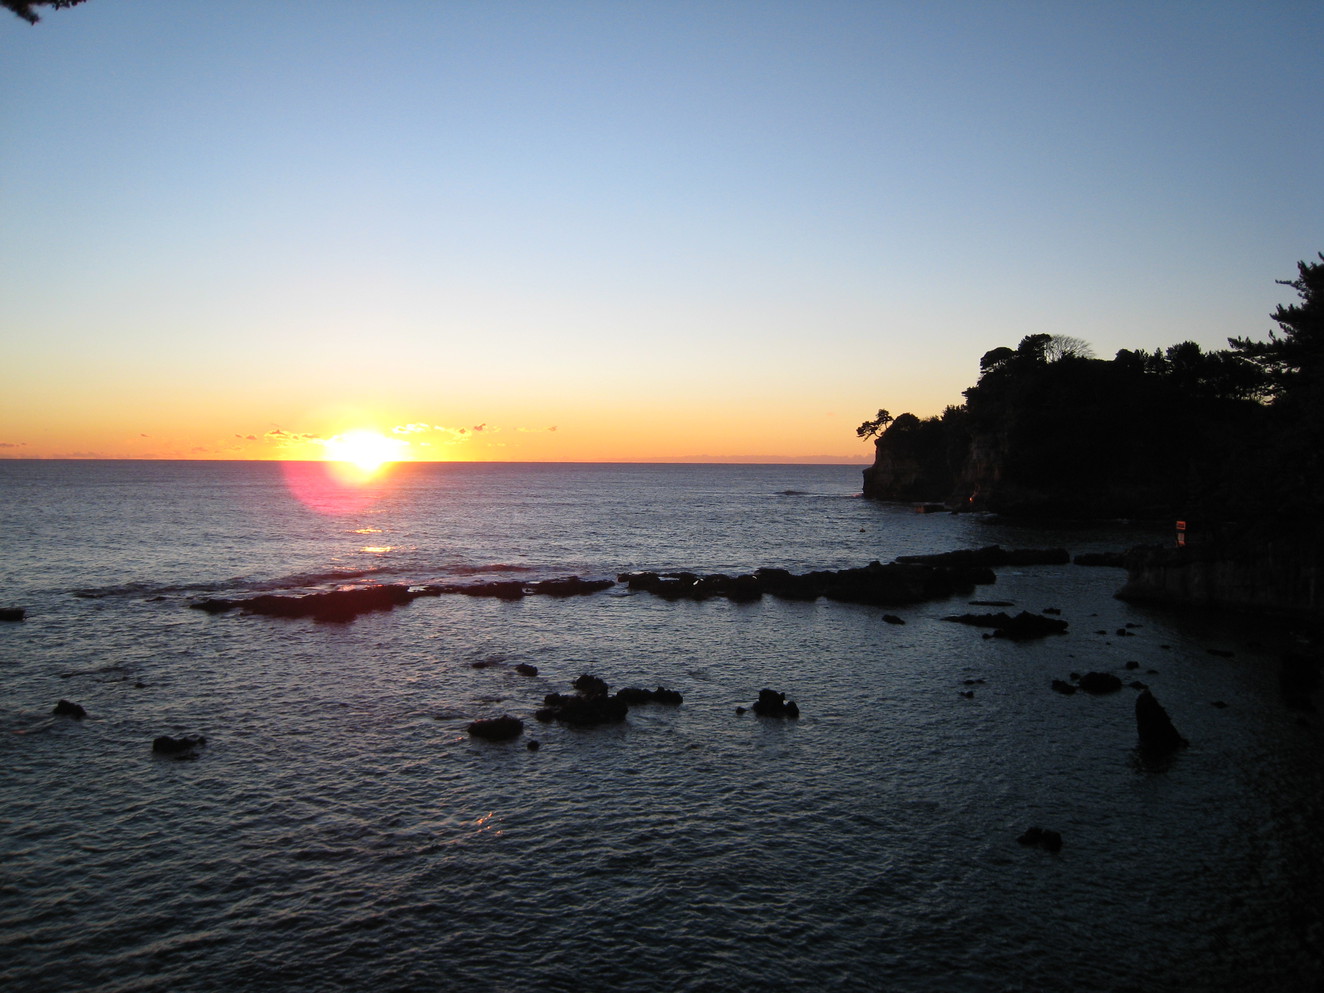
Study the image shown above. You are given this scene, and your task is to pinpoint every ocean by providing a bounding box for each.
[1,460,1320,993]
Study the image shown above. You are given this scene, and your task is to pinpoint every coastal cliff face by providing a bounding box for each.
[1117,537,1323,617]
[860,415,964,503]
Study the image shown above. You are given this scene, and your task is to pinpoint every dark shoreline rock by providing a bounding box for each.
[897,545,1070,568]
[0,607,25,622]
[1117,536,1324,617]
[943,611,1069,640]
[52,699,86,718]
[621,560,995,608]
[1073,552,1127,567]
[191,584,421,622]
[193,575,618,620]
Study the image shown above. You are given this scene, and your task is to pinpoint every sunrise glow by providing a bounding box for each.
[321,430,407,473]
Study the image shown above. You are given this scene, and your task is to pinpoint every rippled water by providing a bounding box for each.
[1,461,1320,992]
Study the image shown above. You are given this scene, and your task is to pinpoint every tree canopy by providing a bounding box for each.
[858,254,1324,519]
[3,0,87,25]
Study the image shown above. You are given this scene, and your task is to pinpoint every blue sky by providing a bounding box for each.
[2,1,1321,460]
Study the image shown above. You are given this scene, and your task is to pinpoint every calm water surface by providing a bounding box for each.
[1,461,1320,992]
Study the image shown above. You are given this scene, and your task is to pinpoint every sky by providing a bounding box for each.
[2,1,1321,463]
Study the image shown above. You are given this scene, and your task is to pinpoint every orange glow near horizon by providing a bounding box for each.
[321,430,408,473]
[275,429,411,514]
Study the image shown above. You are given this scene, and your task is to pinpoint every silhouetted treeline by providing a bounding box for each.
[863,255,1323,522]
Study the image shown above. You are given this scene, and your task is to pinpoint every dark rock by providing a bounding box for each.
[526,740,540,751]
[1050,680,1077,695]
[459,581,529,600]
[152,734,206,758]
[191,584,421,622]
[650,686,683,706]
[1077,671,1123,694]
[897,546,1069,568]
[734,706,747,715]
[1017,826,1063,853]
[1135,689,1187,754]
[1115,628,1134,637]
[1073,552,1126,567]
[751,688,799,718]
[0,607,27,622]
[959,690,975,699]
[467,715,524,741]
[1124,660,1140,670]
[528,576,615,597]
[52,699,86,718]
[969,600,1016,607]
[615,687,655,705]
[1211,700,1228,709]
[963,678,986,685]
[573,674,609,697]
[1279,652,1321,712]
[1042,607,1061,615]
[537,692,628,727]
[882,614,906,625]
[514,663,539,677]
[1128,681,1149,690]
[943,611,1068,640]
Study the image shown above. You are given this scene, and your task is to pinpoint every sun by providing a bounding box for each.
[321,429,406,474]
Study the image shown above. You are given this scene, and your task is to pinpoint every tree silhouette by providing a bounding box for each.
[1229,254,1324,403]
[3,0,87,24]
[855,409,893,442]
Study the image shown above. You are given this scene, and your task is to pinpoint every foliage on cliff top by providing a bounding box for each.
[863,257,1323,519]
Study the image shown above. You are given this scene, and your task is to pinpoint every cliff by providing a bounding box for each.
[1116,534,1324,618]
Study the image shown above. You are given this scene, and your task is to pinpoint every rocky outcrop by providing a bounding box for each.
[621,561,995,607]
[535,674,629,726]
[1076,671,1123,694]
[751,689,800,718]
[192,584,421,621]
[192,575,616,621]
[0,607,25,622]
[615,686,683,706]
[467,715,524,741]
[52,699,86,718]
[1135,690,1187,754]
[943,610,1068,640]
[897,546,1070,567]
[1116,536,1323,617]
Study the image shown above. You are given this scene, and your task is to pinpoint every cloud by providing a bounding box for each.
[0,442,27,449]
[264,427,320,445]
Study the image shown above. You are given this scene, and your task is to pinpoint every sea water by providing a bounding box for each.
[0,461,1320,993]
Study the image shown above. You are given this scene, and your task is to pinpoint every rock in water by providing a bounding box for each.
[751,689,800,718]
[152,734,206,758]
[1077,671,1123,694]
[1017,826,1063,853]
[467,715,524,741]
[52,699,87,719]
[1135,690,1187,754]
